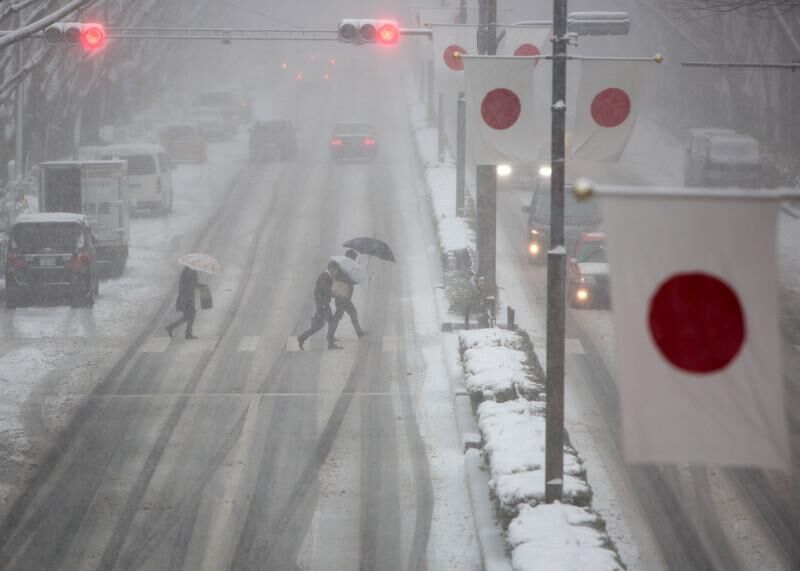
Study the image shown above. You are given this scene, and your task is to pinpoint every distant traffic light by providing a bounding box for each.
[43,22,107,51]
[337,19,400,45]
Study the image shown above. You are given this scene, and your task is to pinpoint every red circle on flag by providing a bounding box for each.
[481,88,522,130]
[648,272,746,374]
[514,43,540,57]
[590,87,631,128]
[443,44,467,71]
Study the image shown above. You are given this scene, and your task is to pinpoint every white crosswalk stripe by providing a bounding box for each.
[141,337,171,353]
[237,336,260,352]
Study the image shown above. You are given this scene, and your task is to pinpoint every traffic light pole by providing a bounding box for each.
[476,0,498,299]
[545,0,568,504]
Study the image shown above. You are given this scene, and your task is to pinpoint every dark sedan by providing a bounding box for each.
[330,122,378,161]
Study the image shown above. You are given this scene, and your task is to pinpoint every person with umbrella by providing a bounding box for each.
[329,249,367,341]
[166,253,221,340]
[298,260,342,350]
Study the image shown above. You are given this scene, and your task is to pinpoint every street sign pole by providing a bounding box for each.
[545,0,568,504]
[438,92,446,162]
[476,0,498,299]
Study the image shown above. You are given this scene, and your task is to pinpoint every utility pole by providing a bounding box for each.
[14,11,24,183]
[545,0,568,504]
[456,91,466,216]
[476,0,497,296]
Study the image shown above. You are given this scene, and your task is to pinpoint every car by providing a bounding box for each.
[329,122,378,161]
[566,232,610,309]
[249,120,298,162]
[5,213,99,309]
[684,128,761,187]
[99,144,174,215]
[195,88,252,125]
[187,107,235,142]
[523,182,601,265]
[158,123,207,163]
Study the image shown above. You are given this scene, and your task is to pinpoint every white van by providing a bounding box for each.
[99,144,174,215]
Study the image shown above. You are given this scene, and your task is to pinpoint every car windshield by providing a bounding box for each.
[13,223,81,254]
[576,240,607,263]
[533,187,600,224]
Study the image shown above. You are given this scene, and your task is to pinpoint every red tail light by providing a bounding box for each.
[330,138,343,146]
[7,251,27,270]
[69,252,91,270]
[362,138,376,146]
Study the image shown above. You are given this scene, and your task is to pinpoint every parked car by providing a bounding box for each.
[187,107,234,142]
[566,232,609,309]
[523,182,601,265]
[195,88,252,125]
[684,128,761,187]
[99,144,174,215]
[329,122,378,161]
[159,123,207,163]
[5,213,98,308]
[249,120,298,162]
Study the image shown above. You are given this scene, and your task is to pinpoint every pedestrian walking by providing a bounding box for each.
[298,261,341,350]
[166,266,202,339]
[329,249,367,341]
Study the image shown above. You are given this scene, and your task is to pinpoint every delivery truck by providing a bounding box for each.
[38,160,130,276]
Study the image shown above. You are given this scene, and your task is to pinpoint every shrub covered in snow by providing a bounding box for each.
[478,399,590,523]
[459,329,543,403]
[507,503,624,571]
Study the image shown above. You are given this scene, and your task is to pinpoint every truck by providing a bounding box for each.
[38,160,130,276]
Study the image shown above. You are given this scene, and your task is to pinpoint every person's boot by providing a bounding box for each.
[298,335,306,350]
[185,329,198,340]
[328,339,342,350]
[166,325,173,338]
[356,329,368,338]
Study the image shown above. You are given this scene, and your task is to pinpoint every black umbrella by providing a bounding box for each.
[342,237,396,263]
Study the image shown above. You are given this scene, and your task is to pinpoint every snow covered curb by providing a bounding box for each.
[407,97,478,322]
[459,328,625,571]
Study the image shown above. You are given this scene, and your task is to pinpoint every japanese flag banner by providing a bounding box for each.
[431,25,478,93]
[571,60,647,162]
[599,187,790,469]
[463,56,537,164]
[499,26,550,60]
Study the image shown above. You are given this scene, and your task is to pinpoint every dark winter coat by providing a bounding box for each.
[176,267,199,312]
[313,271,334,309]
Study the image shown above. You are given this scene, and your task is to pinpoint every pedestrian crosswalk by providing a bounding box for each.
[138,335,404,354]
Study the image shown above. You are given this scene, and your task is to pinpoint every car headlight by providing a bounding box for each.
[576,287,590,302]
[530,229,539,235]
[497,164,513,177]
[529,242,540,255]
[538,165,552,179]
[579,275,597,285]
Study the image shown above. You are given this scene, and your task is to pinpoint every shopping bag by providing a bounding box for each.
[198,284,213,310]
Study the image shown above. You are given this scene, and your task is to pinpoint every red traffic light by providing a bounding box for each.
[377,22,399,45]
[80,23,106,51]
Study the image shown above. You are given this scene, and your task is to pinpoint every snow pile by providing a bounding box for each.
[460,329,542,402]
[478,399,590,519]
[508,503,624,571]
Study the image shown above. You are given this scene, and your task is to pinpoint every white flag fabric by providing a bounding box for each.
[600,187,790,469]
[416,6,477,26]
[571,61,647,162]
[431,25,478,94]
[499,26,550,59]
[463,56,537,164]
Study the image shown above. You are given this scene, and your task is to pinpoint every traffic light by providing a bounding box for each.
[43,22,107,51]
[337,19,400,45]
